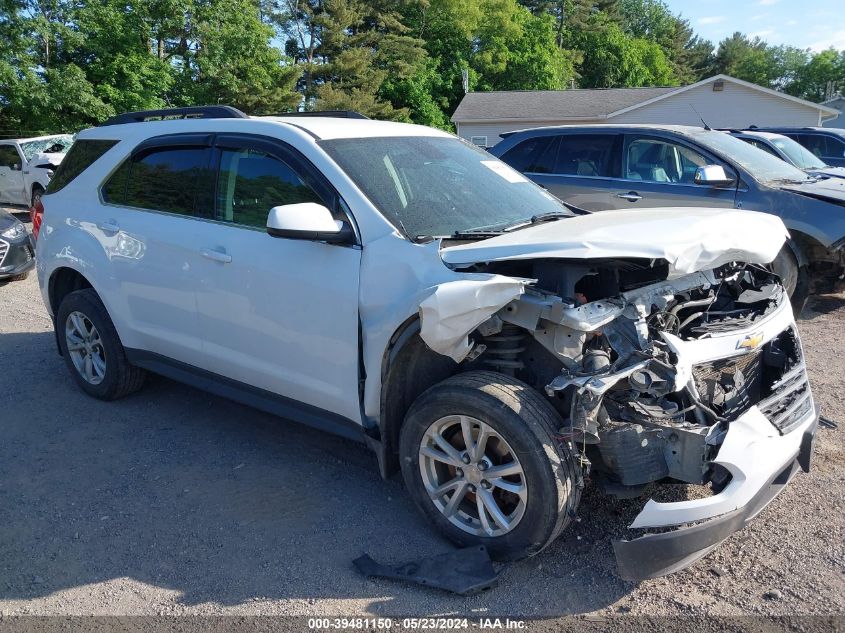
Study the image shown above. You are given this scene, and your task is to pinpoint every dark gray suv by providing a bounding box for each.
[490,124,845,306]
[752,127,845,167]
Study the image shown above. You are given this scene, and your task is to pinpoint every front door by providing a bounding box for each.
[0,144,25,205]
[194,135,363,424]
[607,135,738,210]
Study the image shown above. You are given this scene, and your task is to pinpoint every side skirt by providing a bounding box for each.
[125,349,367,445]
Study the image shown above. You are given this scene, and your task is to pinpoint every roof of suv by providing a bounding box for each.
[751,127,845,136]
[78,115,452,143]
[504,123,715,137]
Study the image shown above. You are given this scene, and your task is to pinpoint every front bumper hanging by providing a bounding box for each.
[613,404,818,580]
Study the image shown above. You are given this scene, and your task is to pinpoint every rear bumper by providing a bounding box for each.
[613,404,818,581]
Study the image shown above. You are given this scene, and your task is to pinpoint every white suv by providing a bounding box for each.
[36,106,818,579]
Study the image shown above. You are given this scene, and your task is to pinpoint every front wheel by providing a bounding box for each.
[399,371,581,561]
[771,246,809,314]
[31,185,44,208]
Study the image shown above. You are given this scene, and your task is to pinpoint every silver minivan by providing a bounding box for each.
[490,124,845,307]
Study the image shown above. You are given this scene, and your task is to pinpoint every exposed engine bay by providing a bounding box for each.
[443,257,809,492]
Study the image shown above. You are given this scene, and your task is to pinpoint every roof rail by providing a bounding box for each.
[100,106,248,126]
[270,110,370,120]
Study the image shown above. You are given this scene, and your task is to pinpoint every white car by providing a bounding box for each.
[36,107,817,580]
[0,134,73,207]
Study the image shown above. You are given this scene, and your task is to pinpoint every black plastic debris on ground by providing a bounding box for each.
[353,545,499,596]
[819,416,838,429]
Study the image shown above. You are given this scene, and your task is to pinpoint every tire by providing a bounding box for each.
[31,185,44,208]
[771,246,809,315]
[9,271,29,282]
[56,288,146,400]
[399,370,581,561]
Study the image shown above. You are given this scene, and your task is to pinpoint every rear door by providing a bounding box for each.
[0,144,25,205]
[497,133,624,211]
[608,134,738,210]
[97,135,218,367]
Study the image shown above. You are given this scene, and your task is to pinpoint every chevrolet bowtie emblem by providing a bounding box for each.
[736,332,764,351]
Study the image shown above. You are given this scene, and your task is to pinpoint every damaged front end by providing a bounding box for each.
[435,257,817,579]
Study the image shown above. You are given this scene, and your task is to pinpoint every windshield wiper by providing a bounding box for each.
[447,211,572,240]
[500,211,571,233]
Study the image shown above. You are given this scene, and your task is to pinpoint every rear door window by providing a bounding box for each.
[553,134,619,177]
[47,140,118,193]
[499,136,559,174]
[103,146,213,218]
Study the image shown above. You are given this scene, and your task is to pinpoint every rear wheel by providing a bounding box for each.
[400,371,581,561]
[56,288,146,399]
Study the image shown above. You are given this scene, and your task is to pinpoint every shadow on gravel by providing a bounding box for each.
[0,330,651,617]
[801,294,845,320]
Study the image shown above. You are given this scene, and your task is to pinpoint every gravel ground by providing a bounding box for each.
[1,217,843,621]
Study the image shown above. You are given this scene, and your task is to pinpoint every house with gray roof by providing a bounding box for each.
[452,74,841,147]
[822,95,845,128]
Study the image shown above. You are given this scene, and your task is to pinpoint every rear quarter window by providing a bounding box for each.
[47,140,118,193]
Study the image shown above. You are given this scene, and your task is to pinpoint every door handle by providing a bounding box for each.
[97,220,120,232]
[201,248,232,264]
[616,192,642,202]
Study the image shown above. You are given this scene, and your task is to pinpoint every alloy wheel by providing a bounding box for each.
[419,415,527,537]
[65,311,107,385]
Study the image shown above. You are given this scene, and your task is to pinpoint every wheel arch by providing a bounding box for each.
[376,314,457,478]
[48,267,95,355]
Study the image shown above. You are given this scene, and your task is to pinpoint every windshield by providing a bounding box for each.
[20,135,74,162]
[691,130,812,183]
[771,136,827,169]
[319,136,572,238]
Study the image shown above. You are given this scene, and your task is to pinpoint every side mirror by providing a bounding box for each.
[694,164,734,187]
[267,202,354,244]
[10,163,21,171]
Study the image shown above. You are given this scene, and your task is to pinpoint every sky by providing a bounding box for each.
[666,0,845,52]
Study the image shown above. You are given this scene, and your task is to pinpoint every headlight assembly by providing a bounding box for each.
[1,221,27,240]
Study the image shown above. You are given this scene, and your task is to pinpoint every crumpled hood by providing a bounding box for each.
[781,175,845,203]
[440,207,788,277]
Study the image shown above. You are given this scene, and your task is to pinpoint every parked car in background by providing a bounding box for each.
[35,106,817,580]
[726,129,845,180]
[0,209,35,281]
[751,127,845,167]
[490,124,845,308]
[0,134,74,208]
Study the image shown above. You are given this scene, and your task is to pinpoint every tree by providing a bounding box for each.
[575,15,676,87]
[177,0,301,113]
[277,0,427,119]
[784,48,845,101]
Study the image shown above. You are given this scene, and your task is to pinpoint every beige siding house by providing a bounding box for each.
[453,75,841,147]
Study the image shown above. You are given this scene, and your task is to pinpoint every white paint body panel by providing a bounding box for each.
[630,407,815,529]
[442,207,788,277]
